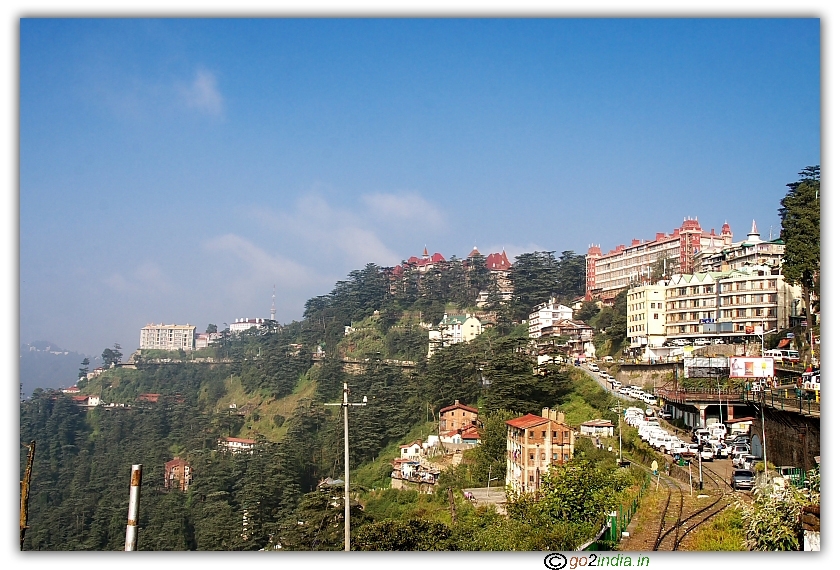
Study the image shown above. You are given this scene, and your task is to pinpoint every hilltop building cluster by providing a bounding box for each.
[586,218,786,304]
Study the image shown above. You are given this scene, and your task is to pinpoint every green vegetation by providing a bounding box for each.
[19,247,639,551]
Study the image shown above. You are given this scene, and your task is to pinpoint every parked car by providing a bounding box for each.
[700,446,715,461]
[713,338,726,344]
[731,469,756,490]
[658,409,673,420]
[684,443,699,458]
[693,338,710,346]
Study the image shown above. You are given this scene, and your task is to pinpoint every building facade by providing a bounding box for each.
[140,323,197,351]
[528,299,574,338]
[586,218,732,303]
[229,318,269,334]
[693,221,785,274]
[505,408,575,495]
[428,314,484,355]
[438,400,479,432]
[665,265,802,340]
[164,457,193,492]
[626,282,668,351]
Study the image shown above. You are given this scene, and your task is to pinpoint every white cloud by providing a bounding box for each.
[360,192,446,230]
[178,69,223,117]
[102,262,171,294]
[251,194,405,268]
[203,233,322,291]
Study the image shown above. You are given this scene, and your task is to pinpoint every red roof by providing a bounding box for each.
[485,251,511,271]
[224,437,256,444]
[460,426,481,440]
[430,252,445,262]
[439,401,479,415]
[71,395,89,402]
[506,413,550,430]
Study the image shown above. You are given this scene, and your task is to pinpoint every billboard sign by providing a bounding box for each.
[729,357,775,378]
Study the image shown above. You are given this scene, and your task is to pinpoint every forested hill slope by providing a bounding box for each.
[20,251,625,551]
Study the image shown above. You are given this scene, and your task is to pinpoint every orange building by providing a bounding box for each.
[505,408,575,495]
[438,400,479,432]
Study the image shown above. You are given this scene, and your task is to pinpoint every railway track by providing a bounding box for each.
[659,459,733,550]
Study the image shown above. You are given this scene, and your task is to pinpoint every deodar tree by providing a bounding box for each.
[779,165,820,365]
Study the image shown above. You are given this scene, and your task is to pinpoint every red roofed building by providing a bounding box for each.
[164,457,193,491]
[585,218,732,304]
[438,400,479,432]
[506,408,574,495]
[137,393,161,403]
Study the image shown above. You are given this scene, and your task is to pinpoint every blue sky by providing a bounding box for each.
[17,17,820,357]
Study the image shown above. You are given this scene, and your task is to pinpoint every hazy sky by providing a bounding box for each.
[17,17,820,357]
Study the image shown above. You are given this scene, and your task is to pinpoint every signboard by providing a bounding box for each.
[699,318,716,324]
[729,357,775,378]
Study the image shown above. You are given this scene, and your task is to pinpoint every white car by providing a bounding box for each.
[694,338,710,346]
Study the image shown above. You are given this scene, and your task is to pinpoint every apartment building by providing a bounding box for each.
[665,265,802,340]
[626,282,668,350]
[140,323,196,351]
[505,408,574,495]
[528,298,573,338]
[586,218,731,304]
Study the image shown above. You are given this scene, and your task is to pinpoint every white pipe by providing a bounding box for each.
[124,464,142,551]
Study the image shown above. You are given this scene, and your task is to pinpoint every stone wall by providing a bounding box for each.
[753,406,820,471]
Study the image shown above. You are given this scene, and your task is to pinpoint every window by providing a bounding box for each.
[653,313,659,319]
[529,453,534,460]
[541,431,546,438]
[553,453,558,460]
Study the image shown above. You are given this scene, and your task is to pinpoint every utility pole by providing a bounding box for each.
[325,383,366,551]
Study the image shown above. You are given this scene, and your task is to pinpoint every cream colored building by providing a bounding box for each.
[665,265,802,340]
[140,323,196,351]
[428,313,483,356]
[626,282,668,351]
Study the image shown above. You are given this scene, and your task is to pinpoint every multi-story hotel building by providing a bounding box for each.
[139,323,196,351]
[665,264,801,340]
[626,282,668,350]
[586,218,732,304]
[506,408,574,495]
[626,264,802,348]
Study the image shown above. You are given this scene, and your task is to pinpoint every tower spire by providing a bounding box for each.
[270,285,276,322]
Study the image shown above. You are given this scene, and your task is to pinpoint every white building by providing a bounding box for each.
[528,299,573,338]
[428,313,484,356]
[229,318,269,334]
[140,324,196,351]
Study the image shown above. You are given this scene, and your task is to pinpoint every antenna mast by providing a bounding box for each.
[270,285,276,322]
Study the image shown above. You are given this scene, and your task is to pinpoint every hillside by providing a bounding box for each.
[20,251,633,551]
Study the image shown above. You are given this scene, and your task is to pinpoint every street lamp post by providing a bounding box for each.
[325,382,367,551]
